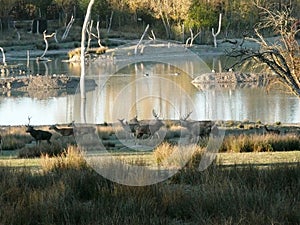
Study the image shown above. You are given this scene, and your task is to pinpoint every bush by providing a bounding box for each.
[18,142,64,158]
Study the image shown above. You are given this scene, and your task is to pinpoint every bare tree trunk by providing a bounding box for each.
[186,28,201,47]
[107,11,114,33]
[37,31,56,61]
[62,15,75,41]
[0,47,7,66]
[212,13,222,48]
[81,0,95,100]
[86,20,94,50]
[134,24,149,55]
[96,20,103,47]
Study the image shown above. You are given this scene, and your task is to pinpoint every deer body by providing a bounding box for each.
[264,125,280,135]
[26,126,52,145]
[49,125,74,136]
[136,110,164,139]
[180,120,213,138]
[118,119,139,138]
[68,121,96,135]
[180,112,214,140]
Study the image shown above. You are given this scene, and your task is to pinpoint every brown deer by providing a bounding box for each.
[68,121,96,135]
[264,125,280,135]
[136,110,164,139]
[26,125,52,145]
[49,124,74,136]
[180,112,214,140]
[118,117,140,139]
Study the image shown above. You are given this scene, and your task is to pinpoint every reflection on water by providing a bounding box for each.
[0,58,299,125]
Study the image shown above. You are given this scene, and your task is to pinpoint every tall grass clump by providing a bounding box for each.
[1,134,30,150]
[221,134,300,152]
[0,126,31,150]
[41,145,87,172]
[154,142,205,169]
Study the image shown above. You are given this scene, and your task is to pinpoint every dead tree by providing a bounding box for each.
[212,13,222,48]
[0,47,7,66]
[107,11,114,33]
[226,2,300,98]
[61,15,75,41]
[134,24,150,55]
[37,31,56,61]
[185,28,201,47]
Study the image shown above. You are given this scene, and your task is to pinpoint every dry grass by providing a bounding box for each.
[41,145,87,172]
[153,142,205,168]
[221,133,300,152]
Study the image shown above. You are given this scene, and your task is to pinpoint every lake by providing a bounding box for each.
[0,43,299,126]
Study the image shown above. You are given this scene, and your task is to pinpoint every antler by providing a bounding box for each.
[181,111,193,121]
[152,109,160,119]
[27,116,32,126]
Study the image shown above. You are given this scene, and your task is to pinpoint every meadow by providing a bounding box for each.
[0,123,299,224]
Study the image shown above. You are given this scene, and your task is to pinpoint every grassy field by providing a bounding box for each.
[1,146,300,169]
[0,124,299,224]
[0,146,299,225]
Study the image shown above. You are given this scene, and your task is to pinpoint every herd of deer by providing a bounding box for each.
[0,111,282,150]
[118,110,220,142]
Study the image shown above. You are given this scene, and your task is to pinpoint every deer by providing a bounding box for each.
[67,121,96,135]
[49,124,74,136]
[135,110,164,139]
[25,117,52,145]
[118,116,139,139]
[180,111,215,141]
[263,124,280,135]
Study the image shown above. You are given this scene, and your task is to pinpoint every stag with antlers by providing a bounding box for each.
[180,111,215,141]
[135,110,164,139]
[26,117,52,145]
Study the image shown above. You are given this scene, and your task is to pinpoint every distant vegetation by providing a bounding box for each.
[0,0,299,43]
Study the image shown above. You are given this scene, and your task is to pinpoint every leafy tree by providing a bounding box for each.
[78,0,111,21]
[54,0,78,24]
[186,0,218,29]
[0,0,17,19]
[32,0,53,18]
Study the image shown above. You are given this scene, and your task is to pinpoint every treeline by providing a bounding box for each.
[0,0,300,42]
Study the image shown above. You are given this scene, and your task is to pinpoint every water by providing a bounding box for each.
[0,50,299,126]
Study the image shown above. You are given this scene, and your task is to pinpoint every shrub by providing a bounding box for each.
[18,142,64,158]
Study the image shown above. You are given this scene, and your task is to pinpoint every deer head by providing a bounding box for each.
[180,111,193,121]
